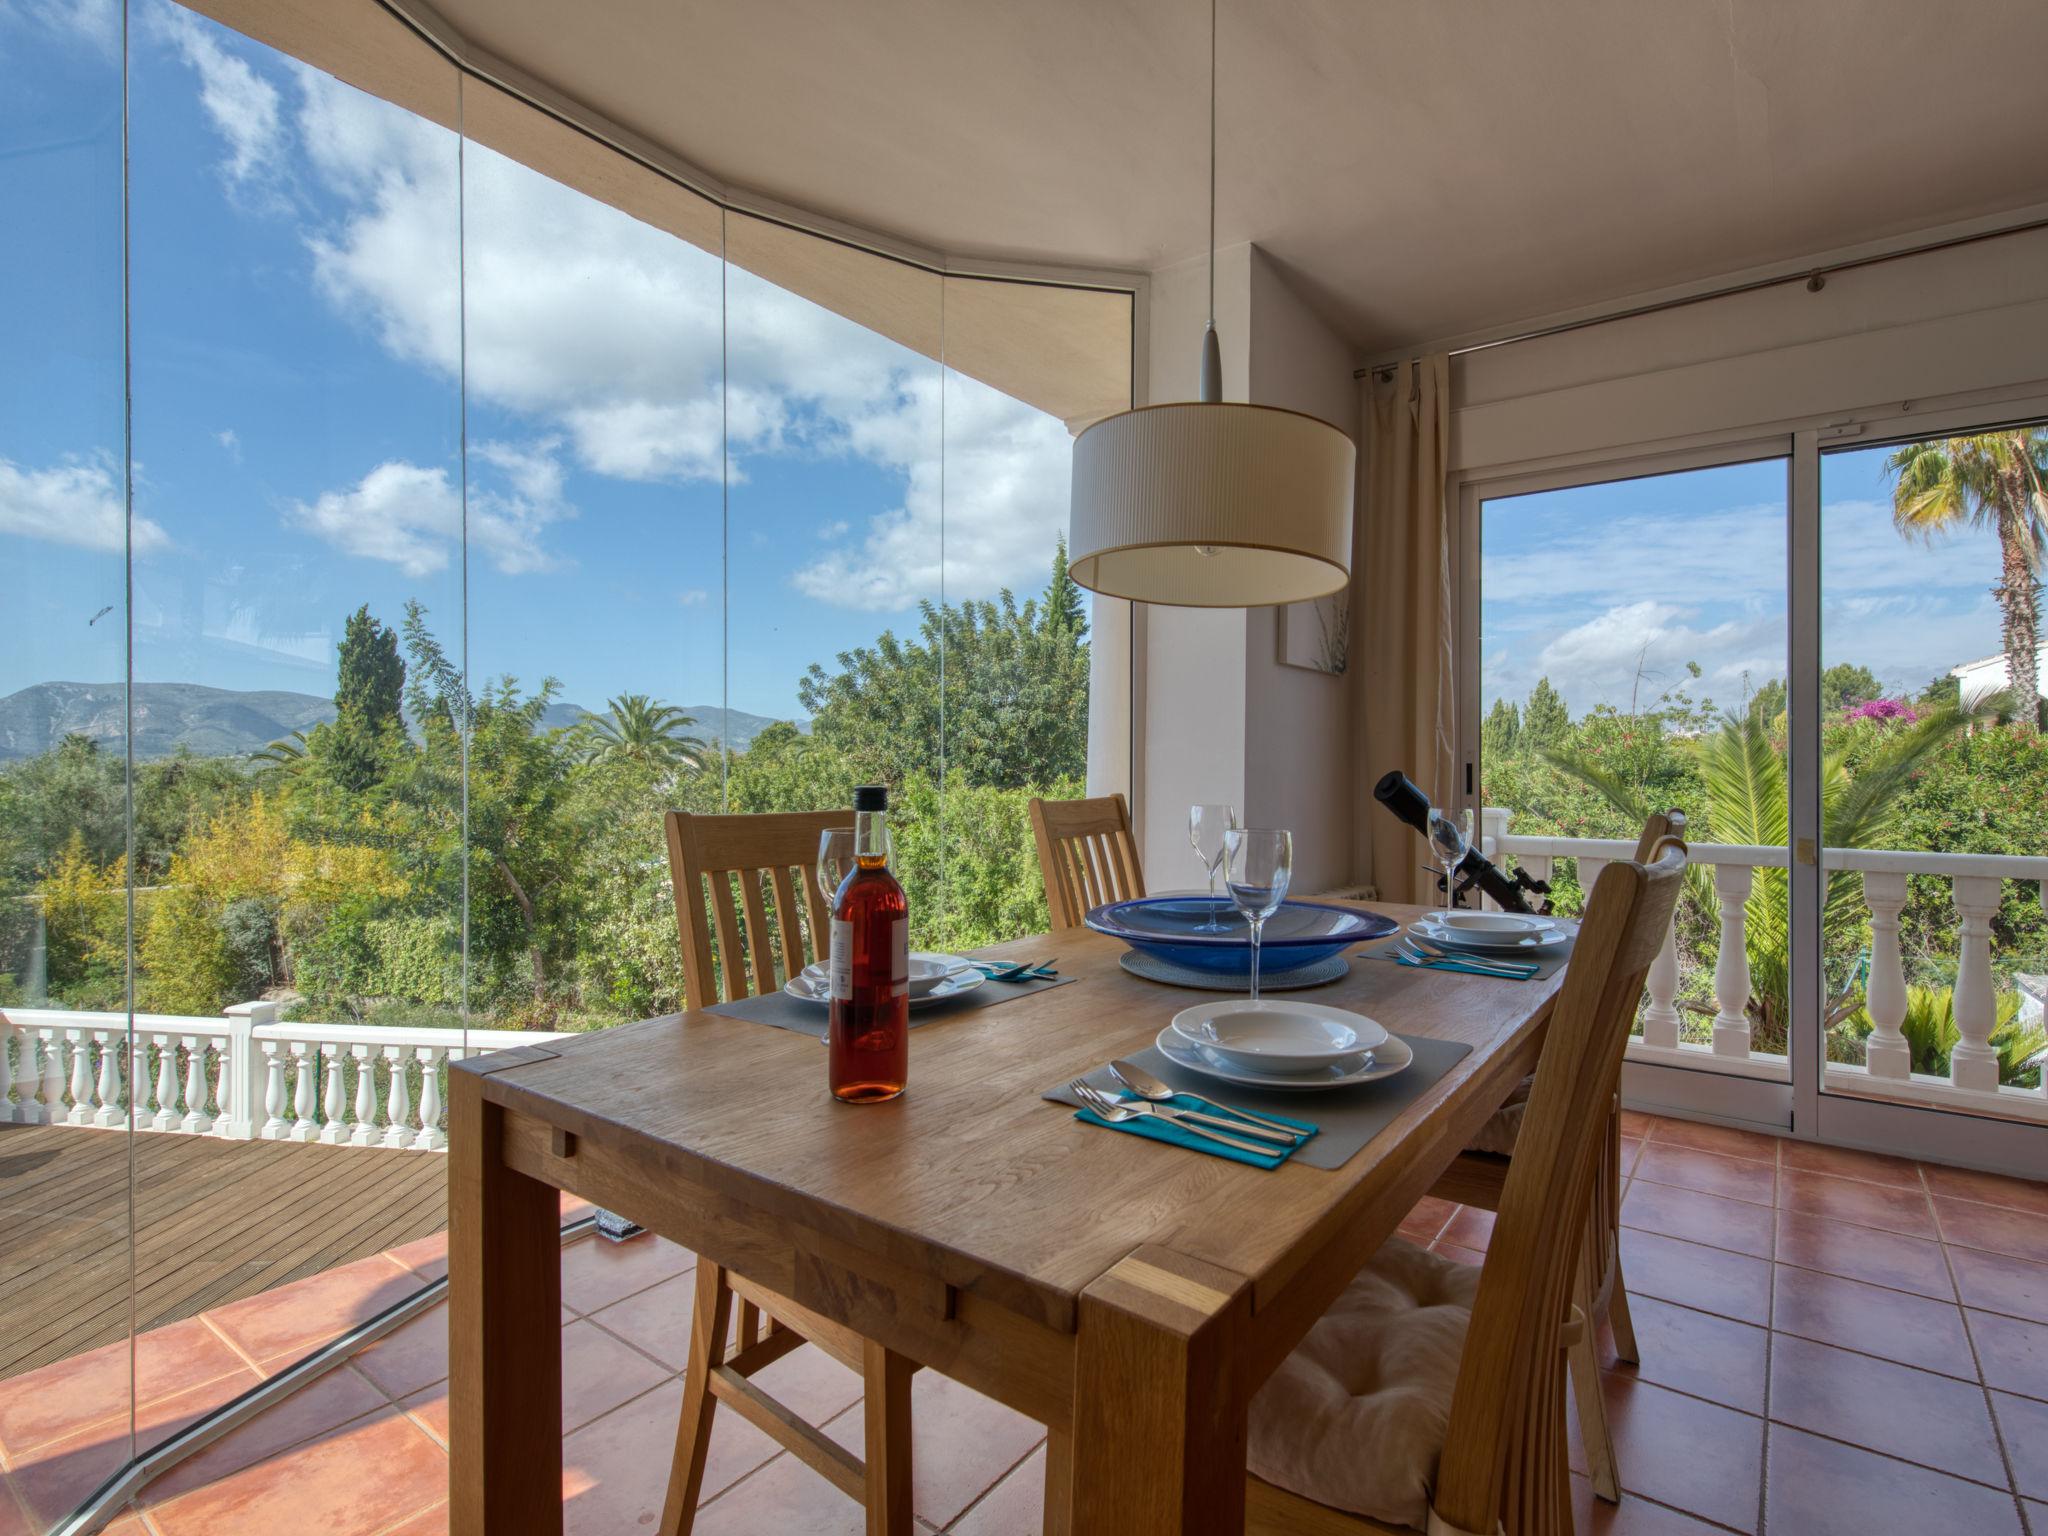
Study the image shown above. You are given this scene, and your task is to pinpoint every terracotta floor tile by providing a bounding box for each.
[1764,1423,2024,1536]
[1617,1227,1772,1326]
[1771,1264,1975,1378]
[1568,1475,1743,1534]
[0,1482,31,1536]
[561,1379,778,1533]
[1395,1195,1457,1244]
[691,1443,867,1536]
[399,1383,448,1450]
[1994,1391,2048,1503]
[1633,1142,1776,1206]
[2028,1499,2048,1536]
[1936,1196,2048,1266]
[139,1365,388,1505]
[560,1321,671,1434]
[1779,1138,1922,1189]
[951,1442,1046,1536]
[1952,1248,2048,1320]
[349,1304,450,1403]
[560,1192,594,1224]
[558,1235,694,1316]
[148,1406,445,1536]
[1924,1164,2048,1217]
[1619,1110,1655,1139]
[825,1369,1046,1529]
[1612,1296,1767,1413]
[1774,1209,1954,1300]
[1622,1179,1774,1260]
[1644,1117,1779,1165]
[1766,1333,2006,1486]
[378,1504,448,1536]
[202,1255,422,1369]
[1779,1166,1939,1239]
[1439,1205,1495,1252]
[385,1232,449,1284]
[1618,1136,1644,1176]
[12,1369,261,1530]
[584,1274,694,1371]
[1970,1309,2048,1402]
[747,1344,865,1427]
[1598,1375,1763,1532]
[0,1318,251,1458]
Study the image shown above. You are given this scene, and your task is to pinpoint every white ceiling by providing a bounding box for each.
[422,0,2048,354]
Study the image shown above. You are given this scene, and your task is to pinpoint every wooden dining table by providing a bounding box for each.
[446,901,1564,1536]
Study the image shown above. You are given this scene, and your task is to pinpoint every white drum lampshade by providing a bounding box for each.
[1068,399,1356,607]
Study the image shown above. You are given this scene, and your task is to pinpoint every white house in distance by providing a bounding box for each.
[1951,650,2048,710]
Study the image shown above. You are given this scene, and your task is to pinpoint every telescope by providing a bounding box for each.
[1372,770,1552,915]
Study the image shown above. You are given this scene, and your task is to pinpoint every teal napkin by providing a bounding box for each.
[1074,1091,1317,1169]
[1391,953,1537,981]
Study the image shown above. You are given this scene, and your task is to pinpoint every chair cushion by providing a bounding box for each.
[1247,1237,1479,1529]
[1465,1074,1533,1157]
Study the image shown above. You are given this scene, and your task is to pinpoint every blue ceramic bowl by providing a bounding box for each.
[1084,896,1396,975]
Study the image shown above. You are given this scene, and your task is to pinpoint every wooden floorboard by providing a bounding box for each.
[0,1122,448,1380]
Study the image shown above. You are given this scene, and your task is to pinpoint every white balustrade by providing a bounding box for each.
[1490,815,2048,1120]
[1,1005,565,1151]
[1860,871,1911,1081]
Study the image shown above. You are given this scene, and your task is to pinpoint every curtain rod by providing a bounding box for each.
[1355,212,2048,380]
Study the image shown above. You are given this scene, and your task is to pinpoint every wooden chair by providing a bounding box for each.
[1028,791,1145,930]
[1246,836,1689,1535]
[659,809,917,1536]
[1428,809,1685,1504]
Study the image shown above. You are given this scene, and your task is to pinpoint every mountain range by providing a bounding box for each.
[0,683,798,761]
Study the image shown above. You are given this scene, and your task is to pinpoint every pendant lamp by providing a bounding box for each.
[1068,0,1356,608]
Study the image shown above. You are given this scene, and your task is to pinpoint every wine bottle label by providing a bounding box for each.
[828,918,853,1000]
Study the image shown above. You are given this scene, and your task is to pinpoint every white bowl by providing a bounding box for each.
[906,953,972,997]
[1435,910,1548,938]
[1168,1000,1388,1075]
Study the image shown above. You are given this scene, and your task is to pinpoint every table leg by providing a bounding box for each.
[1067,1247,1254,1536]
[450,1074,563,1536]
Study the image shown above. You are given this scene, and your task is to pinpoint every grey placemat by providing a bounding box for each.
[708,972,1074,1040]
[1043,1033,1473,1171]
[1117,950,1349,990]
[1355,921,1577,981]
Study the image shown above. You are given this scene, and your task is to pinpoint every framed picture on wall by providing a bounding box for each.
[1279,592,1349,675]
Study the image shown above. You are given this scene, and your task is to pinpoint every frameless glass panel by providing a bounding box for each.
[1479,457,1791,1059]
[0,2,136,1522]
[722,212,943,957]
[458,77,724,1031]
[124,0,460,1401]
[1818,429,2048,1120]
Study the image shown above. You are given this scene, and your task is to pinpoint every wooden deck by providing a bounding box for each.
[0,1122,447,1379]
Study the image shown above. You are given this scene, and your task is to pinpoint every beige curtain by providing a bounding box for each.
[1353,355,1455,904]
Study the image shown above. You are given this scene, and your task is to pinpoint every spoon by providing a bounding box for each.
[1106,1057,1304,1137]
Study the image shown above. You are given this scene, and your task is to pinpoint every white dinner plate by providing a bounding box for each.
[1167,999,1389,1074]
[1154,1023,1412,1092]
[784,964,986,1008]
[1409,917,1570,955]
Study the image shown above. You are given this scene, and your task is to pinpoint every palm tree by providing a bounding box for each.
[1546,705,1964,1053]
[579,694,711,771]
[250,730,310,777]
[1886,430,2048,726]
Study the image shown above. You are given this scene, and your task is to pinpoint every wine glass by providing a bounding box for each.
[1427,805,1474,910]
[817,827,858,907]
[1223,828,1292,1001]
[1188,803,1239,931]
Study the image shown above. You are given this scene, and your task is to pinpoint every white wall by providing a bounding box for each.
[1132,244,1360,895]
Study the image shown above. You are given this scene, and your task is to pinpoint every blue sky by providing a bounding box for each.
[1481,449,2012,718]
[1,1,1076,723]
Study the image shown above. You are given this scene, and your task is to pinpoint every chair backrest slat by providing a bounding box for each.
[665,809,855,1007]
[1433,826,1688,1536]
[1029,794,1145,930]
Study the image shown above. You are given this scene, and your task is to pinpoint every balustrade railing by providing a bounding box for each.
[1481,808,2048,1121]
[0,1000,565,1150]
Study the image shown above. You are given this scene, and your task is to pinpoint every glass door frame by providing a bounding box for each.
[1458,394,2048,1174]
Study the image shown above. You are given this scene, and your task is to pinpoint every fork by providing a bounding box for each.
[1066,1080,1282,1157]
[1396,940,1535,978]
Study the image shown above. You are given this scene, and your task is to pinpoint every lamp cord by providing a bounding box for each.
[1207,0,1216,330]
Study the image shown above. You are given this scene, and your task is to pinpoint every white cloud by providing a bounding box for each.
[288,443,572,577]
[0,456,169,555]
[3,0,118,54]
[151,2,283,187]
[216,428,240,460]
[678,588,709,607]
[817,520,849,541]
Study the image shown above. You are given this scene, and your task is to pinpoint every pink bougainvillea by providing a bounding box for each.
[1844,697,1919,724]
